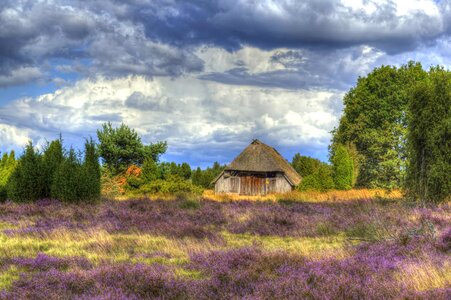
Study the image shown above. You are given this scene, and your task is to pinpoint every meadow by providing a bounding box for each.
[0,191,449,299]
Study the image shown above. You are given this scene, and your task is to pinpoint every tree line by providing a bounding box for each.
[0,61,449,203]
[292,62,449,203]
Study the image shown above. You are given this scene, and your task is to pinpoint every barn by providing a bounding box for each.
[212,139,302,195]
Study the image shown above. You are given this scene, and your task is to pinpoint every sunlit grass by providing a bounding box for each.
[221,231,356,259]
[203,188,403,203]
[0,266,20,291]
[396,260,451,291]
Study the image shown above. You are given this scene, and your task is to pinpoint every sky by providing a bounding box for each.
[1,0,451,168]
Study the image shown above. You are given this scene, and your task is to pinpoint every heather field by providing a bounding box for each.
[0,193,450,299]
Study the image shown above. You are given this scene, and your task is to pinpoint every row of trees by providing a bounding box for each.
[291,144,355,192]
[0,139,100,203]
[330,62,449,202]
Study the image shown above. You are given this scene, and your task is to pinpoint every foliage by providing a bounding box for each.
[51,149,84,203]
[406,66,451,203]
[292,154,334,192]
[0,151,16,201]
[81,138,101,200]
[141,158,161,182]
[291,153,321,177]
[5,138,101,203]
[297,164,335,192]
[0,198,449,299]
[6,142,45,202]
[141,175,203,195]
[332,62,428,188]
[97,122,167,174]
[42,139,64,198]
[331,144,354,190]
[158,162,192,180]
[192,162,225,188]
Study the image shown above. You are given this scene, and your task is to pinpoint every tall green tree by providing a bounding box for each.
[141,158,161,182]
[0,151,16,201]
[331,62,427,188]
[7,143,45,202]
[291,154,321,177]
[51,149,82,202]
[42,139,64,198]
[331,144,354,190]
[406,67,451,203]
[97,122,167,174]
[81,138,101,201]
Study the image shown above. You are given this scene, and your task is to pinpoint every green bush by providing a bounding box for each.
[331,144,354,190]
[51,149,83,203]
[7,143,46,202]
[0,151,16,201]
[298,163,334,192]
[42,139,64,198]
[141,175,203,195]
[51,140,101,203]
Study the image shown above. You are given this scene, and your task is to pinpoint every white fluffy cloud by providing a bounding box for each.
[0,75,342,166]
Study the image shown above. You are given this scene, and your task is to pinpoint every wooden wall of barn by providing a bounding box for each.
[214,172,293,195]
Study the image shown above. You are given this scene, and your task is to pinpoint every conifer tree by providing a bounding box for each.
[7,142,45,202]
[407,67,451,203]
[331,144,354,190]
[42,139,64,198]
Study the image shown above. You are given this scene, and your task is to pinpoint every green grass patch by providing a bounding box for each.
[0,265,21,291]
[221,231,356,258]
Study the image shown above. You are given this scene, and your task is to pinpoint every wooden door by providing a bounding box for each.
[240,176,266,195]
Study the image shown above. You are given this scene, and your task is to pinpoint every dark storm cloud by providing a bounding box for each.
[133,0,447,53]
[200,47,381,90]
[1,0,449,89]
[0,0,204,87]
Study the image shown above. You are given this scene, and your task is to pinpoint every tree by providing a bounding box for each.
[7,142,45,202]
[141,158,161,182]
[180,163,191,180]
[291,154,321,177]
[51,149,82,202]
[80,138,101,201]
[406,67,451,203]
[331,62,427,188]
[0,151,16,201]
[331,144,354,190]
[42,139,64,198]
[298,163,335,192]
[191,162,225,189]
[97,122,167,174]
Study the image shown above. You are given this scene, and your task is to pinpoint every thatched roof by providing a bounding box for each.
[214,139,301,186]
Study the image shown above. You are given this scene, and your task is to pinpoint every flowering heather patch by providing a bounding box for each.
[0,197,449,298]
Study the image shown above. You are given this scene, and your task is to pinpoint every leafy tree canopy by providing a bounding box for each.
[331,61,427,188]
[97,122,167,174]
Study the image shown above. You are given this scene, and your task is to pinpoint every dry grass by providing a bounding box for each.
[396,260,451,291]
[203,188,403,203]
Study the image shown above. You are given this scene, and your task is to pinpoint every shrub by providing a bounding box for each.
[42,139,64,198]
[7,142,45,202]
[298,163,334,192]
[0,151,16,201]
[141,175,203,195]
[331,144,354,190]
[51,149,83,203]
[51,140,101,203]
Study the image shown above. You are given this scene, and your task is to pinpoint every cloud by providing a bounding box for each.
[197,45,384,90]
[0,76,343,166]
[0,0,204,87]
[0,67,43,88]
[1,0,450,89]
[136,0,446,53]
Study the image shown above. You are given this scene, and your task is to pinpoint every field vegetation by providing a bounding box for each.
[0,194,449,299]
[0,62,449,298]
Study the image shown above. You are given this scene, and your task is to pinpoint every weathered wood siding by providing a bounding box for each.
[215,172,293,195]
